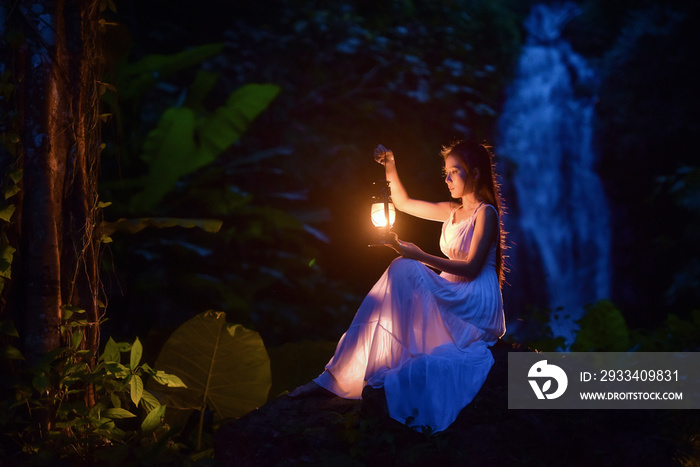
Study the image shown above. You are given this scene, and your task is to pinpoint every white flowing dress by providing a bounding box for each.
[315,204,506,432]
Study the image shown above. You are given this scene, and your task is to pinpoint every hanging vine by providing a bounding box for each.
[0,1,116,420]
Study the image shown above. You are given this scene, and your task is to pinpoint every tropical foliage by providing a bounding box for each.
[0,310,186,464]
[0,0,698,464]
[97,0,525,347]
[147,311,271,450]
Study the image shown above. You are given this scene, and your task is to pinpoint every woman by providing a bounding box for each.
[291,140,507,433]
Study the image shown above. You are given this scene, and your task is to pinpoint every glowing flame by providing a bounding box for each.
[370,202,395,228]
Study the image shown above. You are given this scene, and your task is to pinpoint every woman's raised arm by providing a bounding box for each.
[375,145,453,222]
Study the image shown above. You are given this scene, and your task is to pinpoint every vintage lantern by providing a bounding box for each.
[370,180,395,245]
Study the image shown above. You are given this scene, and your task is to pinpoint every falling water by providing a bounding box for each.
[497,3,611,344]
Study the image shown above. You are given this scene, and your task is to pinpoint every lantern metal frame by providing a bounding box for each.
[369,179,395,246]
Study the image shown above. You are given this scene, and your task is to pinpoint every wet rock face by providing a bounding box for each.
[215,341,681,466]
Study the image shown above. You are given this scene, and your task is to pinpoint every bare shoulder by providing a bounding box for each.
[474,204,499,234]
[478,204,499,222]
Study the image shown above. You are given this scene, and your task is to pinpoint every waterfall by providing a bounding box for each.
[496,3,611,344]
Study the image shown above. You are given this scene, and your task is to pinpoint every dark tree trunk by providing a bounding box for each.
[1,0,103,365]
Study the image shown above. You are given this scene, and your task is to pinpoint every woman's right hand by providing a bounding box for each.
[374,144,394,165]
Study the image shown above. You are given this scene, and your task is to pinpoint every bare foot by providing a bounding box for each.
[288,381,330,398]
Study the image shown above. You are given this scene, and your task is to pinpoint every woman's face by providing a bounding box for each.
[444,154,473,198]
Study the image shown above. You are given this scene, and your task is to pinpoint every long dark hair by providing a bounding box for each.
[441,140,508,285]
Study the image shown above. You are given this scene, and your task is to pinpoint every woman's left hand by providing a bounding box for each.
[387,233,423,261]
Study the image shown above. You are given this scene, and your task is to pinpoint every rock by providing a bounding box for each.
[215,393,362,466]
[214,340,688,466]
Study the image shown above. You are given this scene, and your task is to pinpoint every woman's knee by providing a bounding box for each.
[388,257,421,278]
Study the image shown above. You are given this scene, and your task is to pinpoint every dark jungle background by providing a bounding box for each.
[1,0,699,464]
[100,0,699,347]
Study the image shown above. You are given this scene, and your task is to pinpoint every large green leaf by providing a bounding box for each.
[185,70,220,112]
[130,337,143,370]
[101,217,223,237]
[0,203,15,222]
[130,374,144,406]
[198,83,281,161]
[100,337,121,363]
[148,311,271,420]
[140,404,166,435]
[1,345,24,361]
[102,408,136,420]
[132,83,280,211]
[0,234,15,279]
[131,107,199,210]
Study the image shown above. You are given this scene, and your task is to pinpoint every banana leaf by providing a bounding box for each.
[132,83,280,211]
[101,217,223,237]
[147,311,271,422]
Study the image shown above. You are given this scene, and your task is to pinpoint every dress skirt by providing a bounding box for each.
[315,255,505,432]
